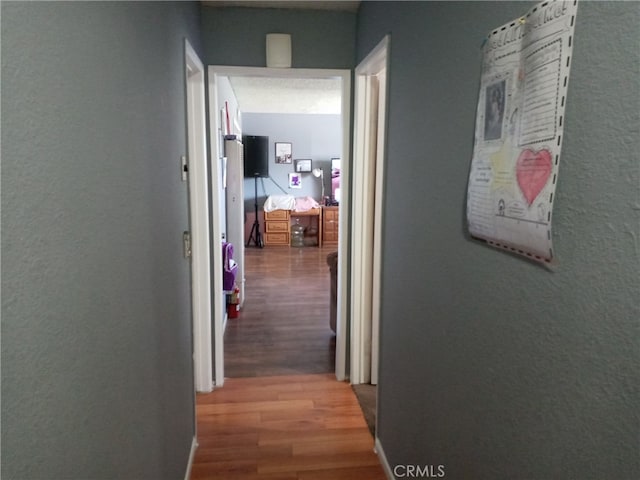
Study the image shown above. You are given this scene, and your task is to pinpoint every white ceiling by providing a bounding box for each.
[228,76,342,114]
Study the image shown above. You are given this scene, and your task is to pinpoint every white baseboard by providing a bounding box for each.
[184,436,198,480]
[375,436,395,480]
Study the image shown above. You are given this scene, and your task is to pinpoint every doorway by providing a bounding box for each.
[205,66,351,386]
[184,40,213,394]
[350,36,390,438]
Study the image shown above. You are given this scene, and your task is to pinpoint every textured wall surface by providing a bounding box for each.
[356,1,639,479]
[242,113,342,207]
[1,2,202,479]
[201,6,356,69]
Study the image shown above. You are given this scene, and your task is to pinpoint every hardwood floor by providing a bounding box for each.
[224,246,337,378]
[190,246,386,479]
[191,374,387,479]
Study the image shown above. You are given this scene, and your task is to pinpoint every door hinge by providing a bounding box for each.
[183,231,192,258]
[181,155,188,182]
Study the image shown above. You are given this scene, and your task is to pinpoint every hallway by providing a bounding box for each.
[190,246,385,478]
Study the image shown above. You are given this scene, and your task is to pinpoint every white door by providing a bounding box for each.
[225,139,245,307]
[351,36,389,385]
[185,40,214,393]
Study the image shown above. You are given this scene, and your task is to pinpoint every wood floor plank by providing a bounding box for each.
[276,390,350,402]
[323,415,373,430]
[291,437,376,456]
[196,412,262,434]
[257,428,373,447]
[258,404,362,423]
[257,451,382,475]
[190,458,257,478]
[256,417,328,433]
[194,432,259,449]
[220,374,334,387]
[193,471,298,480]
[194,444,292,463]
[296,465,388,480]
[198,398,314,416]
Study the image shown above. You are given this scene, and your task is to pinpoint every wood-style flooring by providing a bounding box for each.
[190,246,386,479]
[224,246,337,378]
[190,374,387,480]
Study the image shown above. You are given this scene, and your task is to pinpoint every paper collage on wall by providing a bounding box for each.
[466,0,578,263]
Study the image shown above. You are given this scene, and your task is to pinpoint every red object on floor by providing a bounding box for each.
[227,303,239,319]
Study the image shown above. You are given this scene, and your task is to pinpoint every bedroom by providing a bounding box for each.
[215,72,345,379]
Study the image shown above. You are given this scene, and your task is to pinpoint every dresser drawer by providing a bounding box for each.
[324,216,338,229]
[323,230,339,243]
[265,221,289,233]
[264,209,290,221]
[264,232,290,245]
[324,210,339,222]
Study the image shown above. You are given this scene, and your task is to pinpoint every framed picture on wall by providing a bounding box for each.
[295,159,312,173]
[275,142,292,164]
[288,173,302,188]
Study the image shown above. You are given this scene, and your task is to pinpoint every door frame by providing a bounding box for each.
[207,66,351,384]
[184,40,213,393]
[350,36,389,385]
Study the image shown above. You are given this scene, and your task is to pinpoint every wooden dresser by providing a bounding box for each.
[263,209,290,245]
[264,208,325,246]
[322,206,339,245]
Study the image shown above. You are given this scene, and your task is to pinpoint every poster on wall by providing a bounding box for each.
[466,0,578,263]
[288,173,302,189]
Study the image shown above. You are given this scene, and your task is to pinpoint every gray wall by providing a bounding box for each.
[201,6,356,69]
[1,2,202,479]
[357,1,639,479]
[243,113,341,208]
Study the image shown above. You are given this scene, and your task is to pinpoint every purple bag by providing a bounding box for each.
[222,242,238,291]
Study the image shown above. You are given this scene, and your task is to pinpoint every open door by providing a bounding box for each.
[185,40,214,394]
[351,36,389,385]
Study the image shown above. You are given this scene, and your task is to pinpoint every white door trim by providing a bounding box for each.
[206,70,226,388]
[350,35,389,385]
[207,66,351,382]
[371,67,387,386]
[185,40,213,393]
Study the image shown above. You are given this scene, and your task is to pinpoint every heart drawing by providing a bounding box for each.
[516,148,552,206]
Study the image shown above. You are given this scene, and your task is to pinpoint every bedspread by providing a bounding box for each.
[263,195,319,213]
